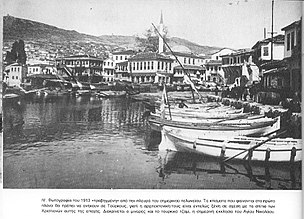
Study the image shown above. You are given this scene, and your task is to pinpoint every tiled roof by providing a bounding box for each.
[56,54,103,61]
[129,52,173,61]
[163,51,202,59]
[174,64,205,70]
[220,48,252,57]
[112,50,136,55]
[205,60,222,65]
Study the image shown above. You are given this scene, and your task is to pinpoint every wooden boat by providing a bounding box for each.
[160,129,301,162]
[96,91,126,98]
[148,113,280,137]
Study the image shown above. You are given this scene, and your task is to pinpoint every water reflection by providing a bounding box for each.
[158,151,301,189]
[2,95,302,189]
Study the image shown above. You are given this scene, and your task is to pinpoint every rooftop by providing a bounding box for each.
[281,19,302,31]
[56,54,103,61]
[129,52,173,61]
[252,35,285,49]
[163,51,203,59]
[112,50,136,55]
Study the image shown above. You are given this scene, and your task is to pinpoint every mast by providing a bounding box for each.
[152,23,199,103]
[271,0,274,61]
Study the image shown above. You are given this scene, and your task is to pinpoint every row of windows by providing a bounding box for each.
[11,76,19,80]
[30,67,40,72]
[183,57,196,65]
[206,66,221,71]
[130,61,172,71]
[10,67,20,72]
[222,56,249,65]
[63,60,102,66]
[115,55,128,61]
[104,62,114,67]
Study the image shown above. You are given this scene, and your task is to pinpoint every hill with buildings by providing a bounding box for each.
[3,15,222,62]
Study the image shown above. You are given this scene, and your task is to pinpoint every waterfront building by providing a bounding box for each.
[221,49,259,86]
[203,60,224,84]
[102,58,115,82]
[27,64,56,76]
[281,18,302,95]
[55,54,103,82]
[210,48,236,61]
[115,61,130,81]
[251,35,285,69]
[112,50,136,64]
[4,63,27,87]
[260,19,301,98]
[128,52,174,84]
[162,50,206,84]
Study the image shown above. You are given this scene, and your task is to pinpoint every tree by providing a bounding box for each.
[5,40,27,64]
[136,25,169,52]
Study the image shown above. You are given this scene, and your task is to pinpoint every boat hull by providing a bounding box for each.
[161,130,301,162]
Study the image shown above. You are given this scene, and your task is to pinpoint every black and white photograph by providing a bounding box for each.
[1,0,302,196]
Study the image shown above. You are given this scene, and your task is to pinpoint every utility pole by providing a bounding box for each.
[271,0,274,61]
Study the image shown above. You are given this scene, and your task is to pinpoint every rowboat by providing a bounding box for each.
[148,113,280,137]
[160,129,301,162]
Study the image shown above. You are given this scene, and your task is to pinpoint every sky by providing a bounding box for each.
[2,0,303,49]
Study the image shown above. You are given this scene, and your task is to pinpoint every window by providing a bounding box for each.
[116,56,118,60]
[263,46,269,56]
[161,61,164,70]
[214,66,218,71]
[133,63,135,71]
[158,61,160,70]
[125,56,127,60]
[12,76,14,79]
[219,66,221,70]
[137,62,139,70]
[291,31,295,49]
[120,56,122,60]
[216,56,219,60]
[144,62,146,70]
[169,62,171,70]
[147,61,150,70]
[206,66,209,71]
[151,61,154,70]
[16,76,18,79]
[140,62,142,70]
[287,33,291,51]
[184,58,186,64]
[193,59,195,65]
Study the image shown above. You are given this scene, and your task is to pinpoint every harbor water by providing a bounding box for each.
[2,95,301,189]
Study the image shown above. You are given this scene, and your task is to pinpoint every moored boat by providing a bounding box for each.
[160,129,301,162]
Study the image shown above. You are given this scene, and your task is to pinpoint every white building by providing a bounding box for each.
[210,48,236,61]
[28,64,56,75]
[112,50,136,64]
[4,63,27,87]
[103,58,115,82]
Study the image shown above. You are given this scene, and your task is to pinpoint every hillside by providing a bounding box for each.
[3,15,222,59]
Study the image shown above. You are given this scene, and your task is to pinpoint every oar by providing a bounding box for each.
[224,130,287,162]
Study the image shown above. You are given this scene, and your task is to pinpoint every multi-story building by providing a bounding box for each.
[203,60,224,84]
[27,64,56,75]
[115,61,130,81]
[55,54,103,82]
[4,63,27,87]
[282,18,301,95]
[260,19,301,98]
[251,35,285,69]
[210,48,236,61]
[162,51,205,84]
[221,49,259,86]
[102,58,115,82]
[128,52,174,84]
[112,50,136,64]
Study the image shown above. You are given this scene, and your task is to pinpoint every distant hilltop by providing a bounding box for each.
[3,15,222,55]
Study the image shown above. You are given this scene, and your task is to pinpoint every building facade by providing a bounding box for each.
[55,54,103,82]
[4,63,27,87]
[102,58,115,82]
[128,52,174,84]
[221,49,259,86]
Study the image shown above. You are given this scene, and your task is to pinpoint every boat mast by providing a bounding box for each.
[152,23,197,103]
[271,0,274,61]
